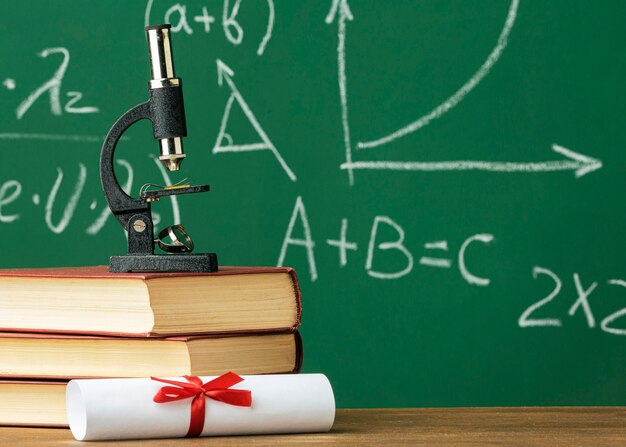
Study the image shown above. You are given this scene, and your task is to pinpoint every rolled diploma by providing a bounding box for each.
[66,374,335,441]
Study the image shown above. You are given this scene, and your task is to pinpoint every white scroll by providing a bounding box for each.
[66,373,335,441]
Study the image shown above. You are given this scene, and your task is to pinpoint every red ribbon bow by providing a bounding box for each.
[151,372,252,437]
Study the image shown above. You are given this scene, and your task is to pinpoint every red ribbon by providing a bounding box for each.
[151,372,252,437]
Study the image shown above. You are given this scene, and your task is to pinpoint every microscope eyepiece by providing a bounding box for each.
[146,24,186,172]
[146,24,175,80]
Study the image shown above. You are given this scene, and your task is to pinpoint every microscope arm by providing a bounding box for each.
[100,101,156,255]
[100,101,152,229]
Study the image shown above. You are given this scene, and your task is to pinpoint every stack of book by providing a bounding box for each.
[0,266,302,427]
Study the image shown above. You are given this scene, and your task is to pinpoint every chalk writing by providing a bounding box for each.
[602,280,626,335]
[194,6,216,32]
[277,197,494,285]
[16,47,98,120]
[326,0,355,185]
[257,0,274,56]
[0,133,119,143]
[357,0,519,150]
[277,196,317,281]
[86,160,133,235]
[0,159,177,237]
[326,218,358,267]
[366,216,413,280]
[0,181,21,223]
[519,270,626,336]
[341,144,602,178]
[145,0,274,55]
[223,0,243,44]
[45,164,87,234]
[165,4,194,34]
[213,59,297,181]
[568,273,598,328]
[420,240,452,268]
[2,79,16,90]
[518,266,563,328]
[458,234,494,287]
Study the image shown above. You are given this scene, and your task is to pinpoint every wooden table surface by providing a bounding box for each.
[2,407,626,446]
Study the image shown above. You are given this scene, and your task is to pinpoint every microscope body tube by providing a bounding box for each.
[145,24,187,171]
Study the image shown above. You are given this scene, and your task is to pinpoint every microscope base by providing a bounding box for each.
[109,253,218,273]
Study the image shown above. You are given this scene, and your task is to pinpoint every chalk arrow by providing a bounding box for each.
[216,59,235,87]
[342,144,602,178]
[325,0,353,24]
[326,0,355,185]
[551,144,602,177]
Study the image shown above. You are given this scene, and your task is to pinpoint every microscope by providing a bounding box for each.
[100,24,218,273]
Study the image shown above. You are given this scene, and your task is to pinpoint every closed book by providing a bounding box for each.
[0,266,301,337]
[0,380,67,427]
[0,331,302,379]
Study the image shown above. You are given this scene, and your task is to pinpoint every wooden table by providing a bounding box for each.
[2,408,626,446]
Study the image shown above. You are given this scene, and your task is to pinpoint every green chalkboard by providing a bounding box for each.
[1,0,626,407]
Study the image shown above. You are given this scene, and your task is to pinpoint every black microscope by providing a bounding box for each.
[100,24,217,273]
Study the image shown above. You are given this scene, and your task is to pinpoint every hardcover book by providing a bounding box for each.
[0,380,67,427]
[0,266,301,337]
[0,332,302,379]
